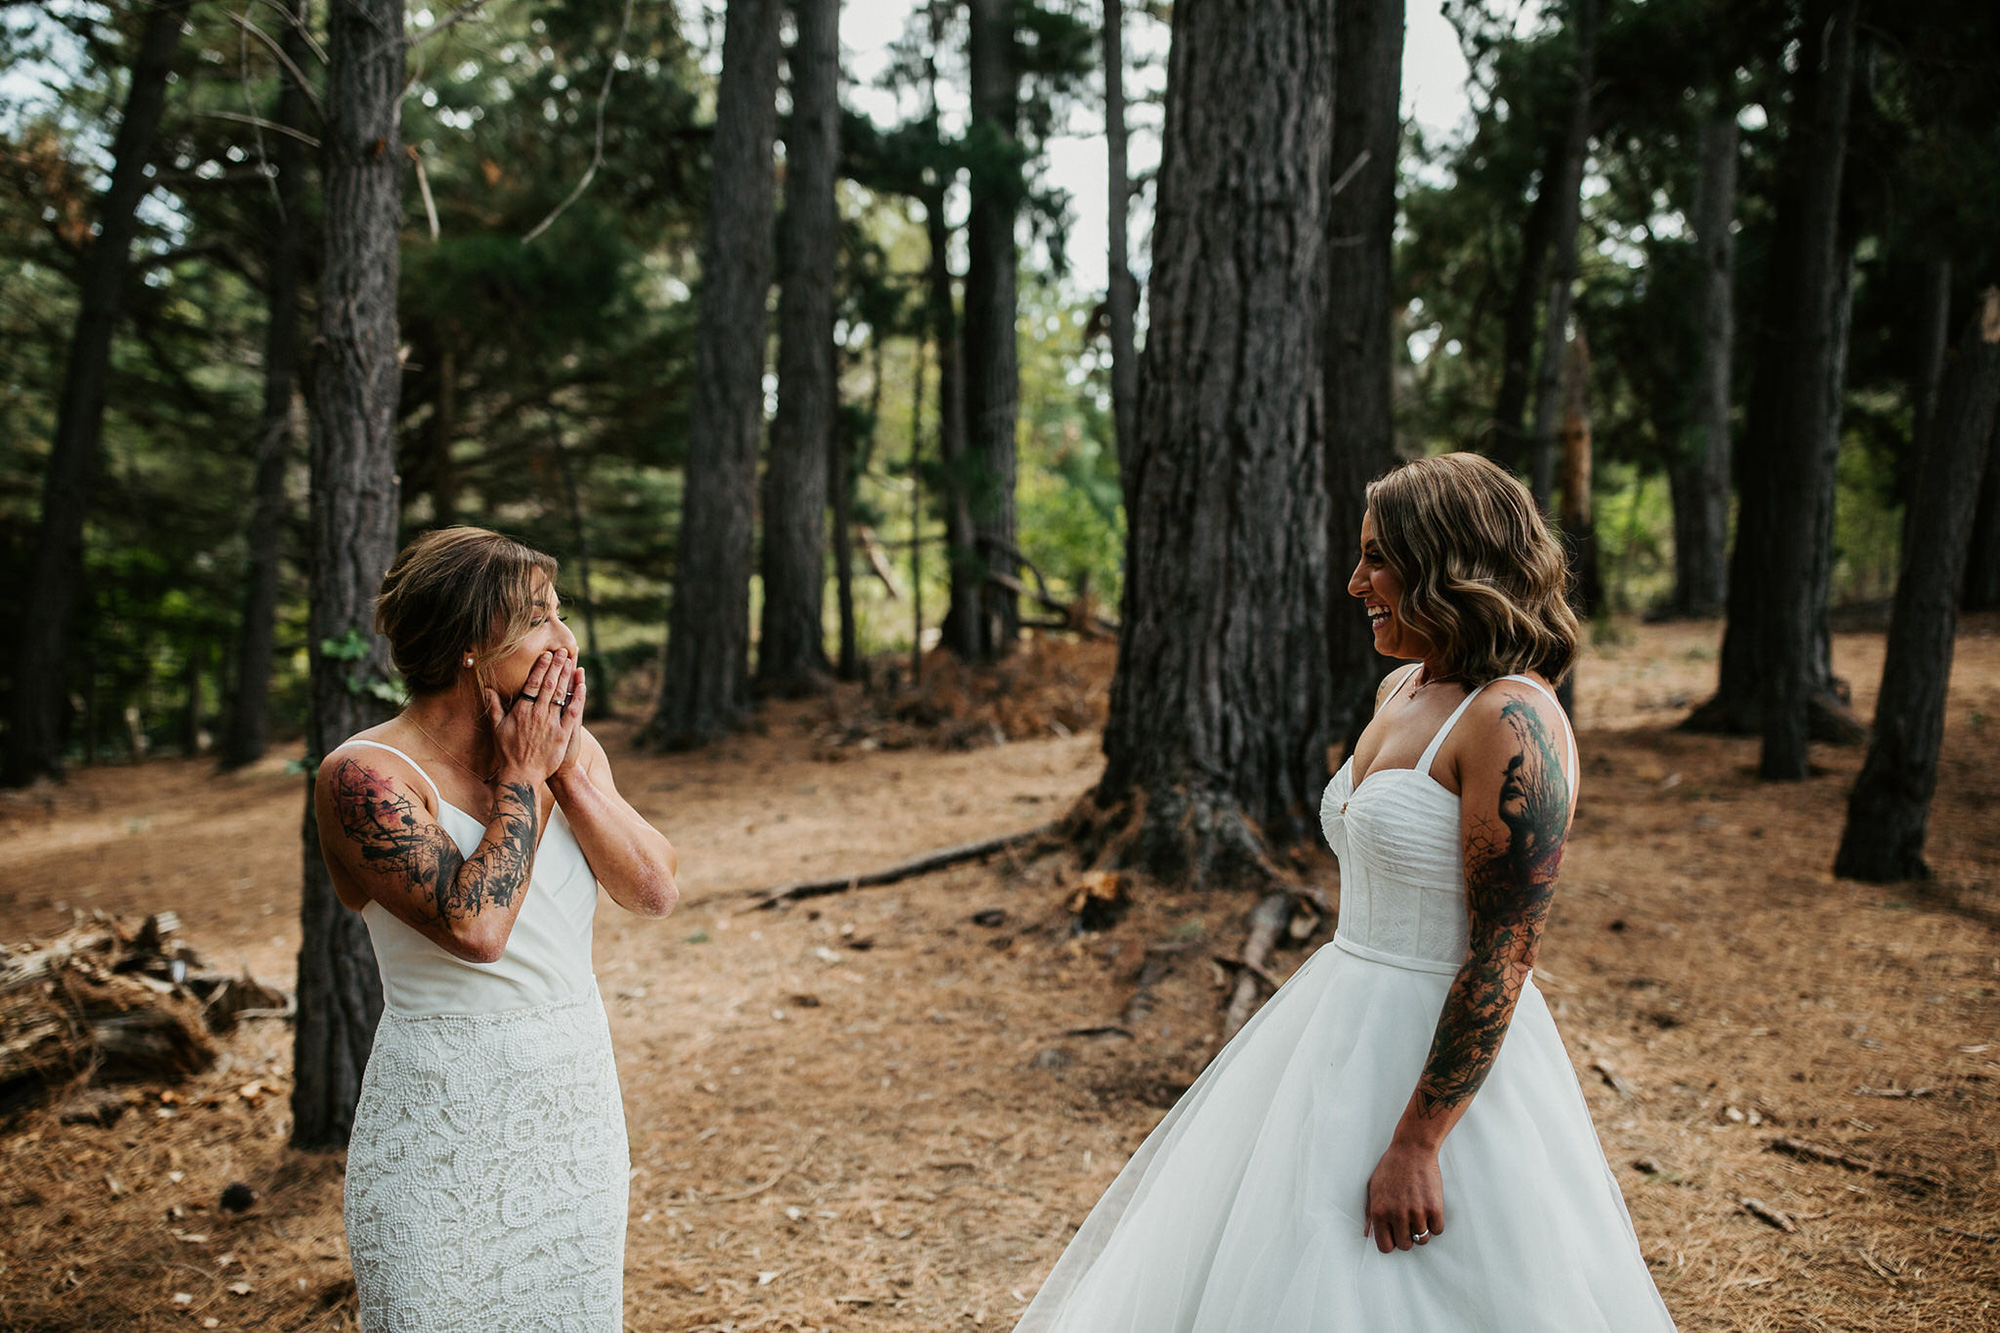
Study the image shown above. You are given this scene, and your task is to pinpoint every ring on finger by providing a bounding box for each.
[1414,1230,1431,1241]
[520,692,540,702]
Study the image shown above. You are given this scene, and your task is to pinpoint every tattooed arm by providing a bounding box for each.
[549,726,678,918]
[314,751,542,964]
[1364,684,1574,1253]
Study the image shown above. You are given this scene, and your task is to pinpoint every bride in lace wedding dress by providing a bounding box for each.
[1016,455,1676,1332]
[313,528,679,1331]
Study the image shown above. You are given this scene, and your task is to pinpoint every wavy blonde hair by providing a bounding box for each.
[1365,453,1579,687]
[374,527,559,696]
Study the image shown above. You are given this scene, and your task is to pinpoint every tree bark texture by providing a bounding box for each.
[1900,258,1952,554]
[960,0,1021,659]
[1560,328,1602,615]
[1086,0,1335,886]
[3,0,191,788]
[926,184,981,661]
[293,0,407,1150]
[1674,106,1736,618]
[1324,0,1405,756]
[830,401,860,680]
[1102,0,1139,474]
[1757,0,1860,781]
[1965,411,2000,610]
[1487,135,1564,472]
[1835,291,2000,881]
[647,0,782,747]
[757,0,841,696]
[1527,0,1597,512]
[221,0,313,772]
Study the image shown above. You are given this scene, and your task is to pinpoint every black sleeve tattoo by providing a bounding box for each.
[1414,699,1570,1119]
[330,759,538,925]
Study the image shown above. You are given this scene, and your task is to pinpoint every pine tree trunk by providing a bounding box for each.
[1527,0,1597,512]
[1079,0,1334,886]
[1900,259,1952,553]
[3,0,191,788]
[1836,291,2000,880]
[293,0,407,1150]
[1965,412,2000,610]
[1675,106,1735,619]
[1102,0,1139,471]
[1560,328,1602,615]
[1488,135,1563,471]
[1758,0,1860,781]
[221,0,313,772]
[756,0,840,696]
[1324,0,1404,756]
[830,393,859,680]
[646,0,781,747]
[960,0,1020,659]
[926,182,980,661]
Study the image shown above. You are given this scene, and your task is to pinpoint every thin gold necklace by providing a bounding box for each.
[405,713,497,784]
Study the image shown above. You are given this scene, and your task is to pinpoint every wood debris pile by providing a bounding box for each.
[0,912,291,1118]
[811,638,1113,758]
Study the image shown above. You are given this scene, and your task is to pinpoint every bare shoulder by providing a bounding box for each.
[1373,662,1422,713]
[1456,678,1574,796]
[316,737,433,817]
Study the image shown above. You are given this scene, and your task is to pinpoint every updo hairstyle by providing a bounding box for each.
[1365,453,1579,687]
[374,527,559,696]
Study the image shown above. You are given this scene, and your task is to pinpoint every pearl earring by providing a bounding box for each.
[464,655,474,667]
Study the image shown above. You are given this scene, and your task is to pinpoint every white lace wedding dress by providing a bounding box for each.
[341,740,628,1332]
[1015,676,1676,1332]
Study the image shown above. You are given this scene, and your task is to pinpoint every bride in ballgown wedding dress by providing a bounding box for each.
[1016,454,1676,1332]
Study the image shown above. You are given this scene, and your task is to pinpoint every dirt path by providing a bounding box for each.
[2,620,1996,1331]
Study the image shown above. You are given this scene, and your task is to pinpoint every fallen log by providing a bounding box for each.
[1,913,293,1114]
[736,825,1055,911]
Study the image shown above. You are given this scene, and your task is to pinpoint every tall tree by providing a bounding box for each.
[3,0,193,787]
[1487,135,1565,470]
[220,0,314,771]
[1967,418,2000,609]
[1756,0,1860,780]
[1324,0,1405,754]
[645,0,783,747]
[756,0,842,695]
[1101,0,1138,470]
[1668,105,1736,618]
[292,0,407,1150]
[958,0,1022,660]
[1558,327,1602,613]
[1526,0,1599,511]
[1076,0,1334,884]
[1835,290,2000,880]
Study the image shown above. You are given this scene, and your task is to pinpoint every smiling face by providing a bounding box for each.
[481,577,578,702]
[1347,507,1433,662]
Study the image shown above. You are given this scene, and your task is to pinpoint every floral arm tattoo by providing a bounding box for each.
[1414,700,1570,1120]
[330,759,538,924]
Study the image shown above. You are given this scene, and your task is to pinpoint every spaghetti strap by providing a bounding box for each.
[1495,674,1580,781]
[1416,682,1492,779]
[341,738,445,810]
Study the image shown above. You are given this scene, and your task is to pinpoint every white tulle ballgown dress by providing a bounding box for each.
[339,740,629,1333]
[1015,675,1676,1332]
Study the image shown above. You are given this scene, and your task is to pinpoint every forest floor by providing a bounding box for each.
[2,617,1997,1333]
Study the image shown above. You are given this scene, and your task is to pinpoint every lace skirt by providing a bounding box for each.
[345,987,630,1332]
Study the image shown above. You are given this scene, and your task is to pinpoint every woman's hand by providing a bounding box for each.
[483,651,583,786]
[1365,1136,1445,1253]
[550,665,588,784]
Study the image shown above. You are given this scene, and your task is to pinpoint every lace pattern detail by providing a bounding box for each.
[346,990,629,1332]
